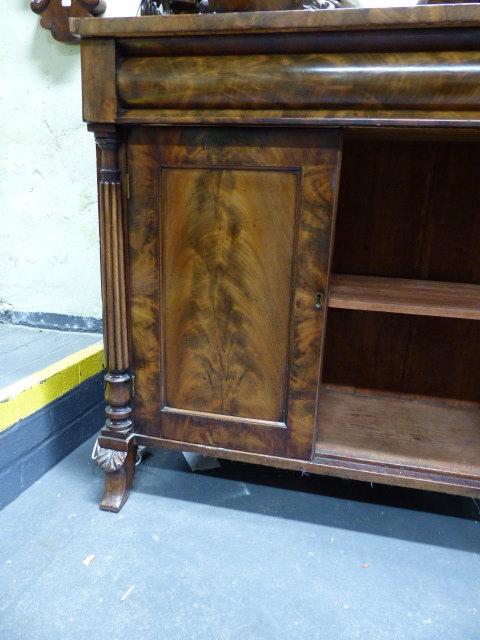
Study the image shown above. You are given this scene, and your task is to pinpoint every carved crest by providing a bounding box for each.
[31,0,106,43]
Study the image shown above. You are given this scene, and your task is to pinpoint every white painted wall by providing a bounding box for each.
[0,1,138,321]
[0,1,427,322]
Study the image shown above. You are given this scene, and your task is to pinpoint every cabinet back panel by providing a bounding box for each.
[333,139,480,284]
[162,166,298,422]
[322,309,480,405]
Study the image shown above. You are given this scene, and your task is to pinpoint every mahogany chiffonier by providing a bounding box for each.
[71,4,480,511]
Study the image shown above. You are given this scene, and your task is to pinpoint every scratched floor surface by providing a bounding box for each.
[0,435,479,640]
[0,324,101,389]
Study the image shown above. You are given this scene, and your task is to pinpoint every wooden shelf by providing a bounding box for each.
[316,388,480,479]
[329,274,480,320]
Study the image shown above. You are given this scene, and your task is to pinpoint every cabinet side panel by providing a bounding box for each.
[162,167,298,422]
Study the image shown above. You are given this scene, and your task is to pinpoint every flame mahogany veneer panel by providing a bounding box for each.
[117,52,480,112]
[162,166,297,422]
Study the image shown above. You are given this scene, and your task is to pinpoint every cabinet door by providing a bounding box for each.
[128,127,341,461]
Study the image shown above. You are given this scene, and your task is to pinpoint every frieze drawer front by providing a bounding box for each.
[117,52,480,112]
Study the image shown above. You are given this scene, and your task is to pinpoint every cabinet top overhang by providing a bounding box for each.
[71,4,480,38]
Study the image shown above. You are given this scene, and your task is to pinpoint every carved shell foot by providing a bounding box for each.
[96,447,128,473]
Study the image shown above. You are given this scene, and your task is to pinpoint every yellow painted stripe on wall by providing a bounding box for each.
[0,341,104,433]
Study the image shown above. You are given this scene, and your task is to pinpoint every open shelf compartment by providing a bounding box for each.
[318,308,480,482]
[316,136,480,487]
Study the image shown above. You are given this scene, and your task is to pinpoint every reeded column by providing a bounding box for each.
[91,125,136,511]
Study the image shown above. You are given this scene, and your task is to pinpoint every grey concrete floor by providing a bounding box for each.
[0,324,101,388]
[1,436,479,640]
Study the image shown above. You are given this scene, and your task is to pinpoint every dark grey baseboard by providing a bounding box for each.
[0,311,103,334]
[0,372,104,511]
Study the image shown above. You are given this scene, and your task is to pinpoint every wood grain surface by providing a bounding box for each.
[332,138,480,284]
[329,275,480,320]
[316,389,480,479]
[70,5,480,38]
[117,51,480,112]
[91,126,134,450]
[81,39,118,123]
[323,136,480,410]
[116,109,480,129]
[128,127,341,459]
[116,28,480,58]
[162,166,298,421]
[77,10,480,506]
[322,309,480,406]
[134,431,480,497]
